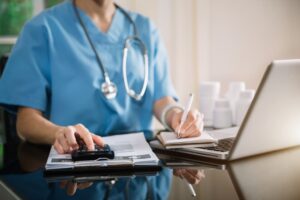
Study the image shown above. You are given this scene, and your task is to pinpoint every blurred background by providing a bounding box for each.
[0,0,300,199]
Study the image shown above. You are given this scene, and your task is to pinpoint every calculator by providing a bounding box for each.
[71,134,115,161]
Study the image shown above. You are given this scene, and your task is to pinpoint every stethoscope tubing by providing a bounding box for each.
[72,0,149,101]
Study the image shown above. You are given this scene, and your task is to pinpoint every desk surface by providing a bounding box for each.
[1,136,300,200]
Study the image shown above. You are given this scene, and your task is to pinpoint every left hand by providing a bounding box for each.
[170,109,204,138]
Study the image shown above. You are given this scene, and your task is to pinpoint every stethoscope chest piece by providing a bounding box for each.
[101,78,118,99]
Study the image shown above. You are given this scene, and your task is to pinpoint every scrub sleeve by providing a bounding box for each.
[0,20,50,114]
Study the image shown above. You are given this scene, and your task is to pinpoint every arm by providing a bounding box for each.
[17,107,60,144]
[153,96,204,137]
[17,107,104,154]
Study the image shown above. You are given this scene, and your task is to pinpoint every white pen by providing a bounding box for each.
[177,93,194,138]
[185,180,197,197]
[179,175,197,197]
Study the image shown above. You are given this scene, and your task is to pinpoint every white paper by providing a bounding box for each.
[158,131,217,146]
[207,127,239,140]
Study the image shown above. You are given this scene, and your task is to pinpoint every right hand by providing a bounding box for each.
[53,124,104,154]
[173,168,205,185]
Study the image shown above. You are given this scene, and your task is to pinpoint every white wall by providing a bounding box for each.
[208,0,300,94]
[118,0,300,101]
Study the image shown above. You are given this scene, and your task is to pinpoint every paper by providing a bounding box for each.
[45,133,159,170]
[157,131,217,147]
[206,127,239,140]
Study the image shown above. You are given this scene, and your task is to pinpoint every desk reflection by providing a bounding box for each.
[0,141,200,200]
[228,147,300,200]
[160,147,300,200]
[2,140,300,200]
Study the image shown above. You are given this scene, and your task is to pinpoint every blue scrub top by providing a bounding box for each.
[0,1,177,137]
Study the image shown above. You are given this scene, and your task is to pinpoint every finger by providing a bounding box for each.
[173,169,184,177]
[66,182,77,196]
[54,141,64,154]
[199,119,204,132]
[65,126,78,149]
[180,112,202,138]
[60,181,68,189]
[180,125,201,138]
[77,182,93,190]
[185,169,206,180]
[75,124,94,151]
[182,170,201,185]
[180,117,201,137]
[58,133,71,153]
[198,112,204,130]
[180,111,198,133]
[91,134,105,147]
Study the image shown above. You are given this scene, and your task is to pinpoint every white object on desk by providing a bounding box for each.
[213,98,233,129]
[199,82,220,127]
[158,131,217,146]
[235,89,255,126]
[225,82,245,125]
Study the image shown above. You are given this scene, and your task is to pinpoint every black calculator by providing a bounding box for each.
[71,134,115,161]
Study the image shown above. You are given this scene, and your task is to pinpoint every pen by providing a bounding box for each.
[177,93,194,138]
[185,180,197,197]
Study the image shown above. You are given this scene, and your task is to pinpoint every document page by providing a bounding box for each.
[103,133,159,166]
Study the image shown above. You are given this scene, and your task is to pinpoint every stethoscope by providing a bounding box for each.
[73,0,149,101]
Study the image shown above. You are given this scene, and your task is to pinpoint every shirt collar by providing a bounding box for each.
[68,0,128,43]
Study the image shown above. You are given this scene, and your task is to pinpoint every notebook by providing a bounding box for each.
[157,131,217,149]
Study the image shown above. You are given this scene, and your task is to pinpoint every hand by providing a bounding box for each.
[173,168,205,185]
[53,123,104,154]
[60,180,93,196]
[170,109,204,138]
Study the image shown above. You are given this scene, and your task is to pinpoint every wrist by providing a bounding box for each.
[165,107,182,128]
[160,104,183,130]
[52,125,65,143]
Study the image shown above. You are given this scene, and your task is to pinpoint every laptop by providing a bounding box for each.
[151,59,300,160]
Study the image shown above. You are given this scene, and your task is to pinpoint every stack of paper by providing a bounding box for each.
[45,133,159,171]
[156,131,218,149]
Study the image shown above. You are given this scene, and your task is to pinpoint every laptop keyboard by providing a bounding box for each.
[202,138,234,152]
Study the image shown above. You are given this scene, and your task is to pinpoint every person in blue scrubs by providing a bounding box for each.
[0,0,203,154]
